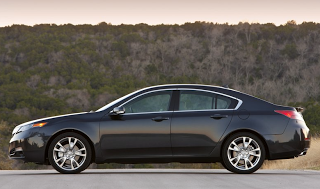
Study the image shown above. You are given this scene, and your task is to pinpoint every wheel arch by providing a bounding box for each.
[44,129,96,164]
[220,129,270,160]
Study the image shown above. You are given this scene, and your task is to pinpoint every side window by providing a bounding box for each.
[217,95,232,109]
[179,90,238,111]
[179,90,215,111]
[123,91,172,113]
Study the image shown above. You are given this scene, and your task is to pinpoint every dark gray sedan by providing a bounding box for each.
[9,84,310,174]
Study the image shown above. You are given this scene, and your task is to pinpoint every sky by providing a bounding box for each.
[1,0,320,27]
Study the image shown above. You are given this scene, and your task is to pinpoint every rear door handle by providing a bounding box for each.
[152,116,170,122]
[210,114,228,119]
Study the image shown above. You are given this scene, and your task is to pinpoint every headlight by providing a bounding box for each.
[12,126,21,135]
[18,124,33,132]
[12,124,32,135]
[12,122,48,135]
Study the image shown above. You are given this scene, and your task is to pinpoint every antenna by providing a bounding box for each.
[222,84,229,88]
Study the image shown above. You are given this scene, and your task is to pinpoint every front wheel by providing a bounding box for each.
[48,132,92,174]
[222,132,265,174]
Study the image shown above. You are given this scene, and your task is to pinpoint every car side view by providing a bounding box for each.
[9,84,310,174]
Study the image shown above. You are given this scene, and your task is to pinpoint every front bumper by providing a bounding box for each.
[8,128,46,164]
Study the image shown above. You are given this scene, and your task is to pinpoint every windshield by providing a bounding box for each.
[96,85,173,112]
[96,90,140,112]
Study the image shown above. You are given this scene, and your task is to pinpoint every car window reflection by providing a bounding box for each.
[123,91,172,113]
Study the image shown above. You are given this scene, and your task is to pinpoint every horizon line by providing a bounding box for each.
[1,20,318,28]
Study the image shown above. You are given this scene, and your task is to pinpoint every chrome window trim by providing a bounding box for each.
[119,111,172,116]
[116,87,243,115]
[97,84,243,112]
[173,109,235,113]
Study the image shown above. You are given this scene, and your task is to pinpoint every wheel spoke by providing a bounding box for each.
[70,159,75,170]
[245,138,252,148]
[245,159,248,169]
[55,157,67,167]
[231,141,240,151]
[56,142,66,152]
[251,148,260,152]
[249,152,261,157]
[75,152,86,157]
[72,158,80,168]
[228,146,240,152]
[54,147,65,152]
[69,138,77,150]
[230,157,237,162]
[60,157,67,167]
[232,156,241,167]
[245,158,253,169]
[242,137,246,147]
[55,157,63,163]
[68,137,72,149]
[75,148,86,157]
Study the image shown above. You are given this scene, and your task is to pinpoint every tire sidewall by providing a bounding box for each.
[222,132,266,174]
[48,132,92,174]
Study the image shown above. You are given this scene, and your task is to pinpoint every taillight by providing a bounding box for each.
[274,110,303,120]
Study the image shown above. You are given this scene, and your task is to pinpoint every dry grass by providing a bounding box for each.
[262,138,320,170]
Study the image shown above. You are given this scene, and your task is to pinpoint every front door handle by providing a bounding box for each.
[210,114,228,119]
[152,116,170,122]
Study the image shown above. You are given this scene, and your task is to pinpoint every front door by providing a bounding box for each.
[99,90,173,159]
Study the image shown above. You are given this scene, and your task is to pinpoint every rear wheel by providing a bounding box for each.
[222,132,265,174]
[48,132,92,174]
[220,160,231,171]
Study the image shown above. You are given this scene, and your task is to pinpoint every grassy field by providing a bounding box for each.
[263,138,320,170]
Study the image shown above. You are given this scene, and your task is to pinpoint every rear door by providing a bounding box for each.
[171,89,237,156]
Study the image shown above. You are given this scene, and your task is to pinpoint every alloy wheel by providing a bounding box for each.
[52,136,87,171]
[227,136,261,171]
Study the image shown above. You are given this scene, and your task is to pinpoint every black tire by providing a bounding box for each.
[220,161,231,172]
[221,132,265,174]
[48,132,92,174]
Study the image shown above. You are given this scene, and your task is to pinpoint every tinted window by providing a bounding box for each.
[179,90,236,111]
[217,95,232,109]
[123,91,172,113]
[179,90,215,111]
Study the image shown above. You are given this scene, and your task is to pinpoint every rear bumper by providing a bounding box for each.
[265,119,310,160]
[8,128,46,164]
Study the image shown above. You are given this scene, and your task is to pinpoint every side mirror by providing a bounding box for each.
[110,106,125,115]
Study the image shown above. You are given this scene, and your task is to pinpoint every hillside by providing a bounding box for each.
[1,21,320,169]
